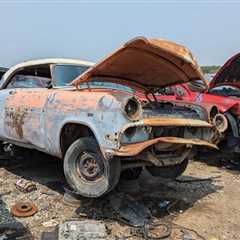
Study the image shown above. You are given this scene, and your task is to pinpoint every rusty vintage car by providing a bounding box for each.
[0,37,217,197]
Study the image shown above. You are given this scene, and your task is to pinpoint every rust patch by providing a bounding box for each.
[11,201,38,218]
[143,118,212,127]
[5,107,27,138]
[116,136,218,156]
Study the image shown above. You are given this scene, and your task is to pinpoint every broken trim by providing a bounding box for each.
[116,137,218,157]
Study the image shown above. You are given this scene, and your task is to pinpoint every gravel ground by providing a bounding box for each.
[0,155,240,240]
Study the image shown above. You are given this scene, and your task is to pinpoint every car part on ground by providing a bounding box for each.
[58,220,107,240]
[11,202,38,218]
[15,179,37,193]
[109,192,152,227]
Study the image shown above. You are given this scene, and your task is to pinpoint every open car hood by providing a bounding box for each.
[71,37,205,91]
[210,53,240,89]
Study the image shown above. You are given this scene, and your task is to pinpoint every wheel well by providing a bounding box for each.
[225,112,239,137]
[60,123,95,156]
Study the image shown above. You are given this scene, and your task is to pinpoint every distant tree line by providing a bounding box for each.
[201,65,220,74]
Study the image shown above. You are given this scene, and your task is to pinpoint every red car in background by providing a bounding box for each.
[159,53,240,154]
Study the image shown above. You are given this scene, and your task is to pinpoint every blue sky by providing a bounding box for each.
[0,1,240,67]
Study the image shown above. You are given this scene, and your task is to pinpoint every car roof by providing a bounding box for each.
[0,58,95,89]
[10,58,95,69]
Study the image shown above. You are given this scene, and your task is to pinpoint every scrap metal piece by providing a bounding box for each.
[109,193,151,227]
[11,202,38,218]
[15,179,37,193]
[58,220,107,240]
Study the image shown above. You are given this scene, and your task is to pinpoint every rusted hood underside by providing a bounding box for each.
[71,37,205,91]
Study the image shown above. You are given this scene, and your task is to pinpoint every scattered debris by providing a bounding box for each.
[172,223,207,240]
[11,202,38,218]
[15,179,37,193]
[41,220,58,228]
[41,230,57,240]
[0,198,16,225]
[158,200,170,209]
[0,222,32,240]
[144,221,172,239]
[0,160,238,239]
[109,193,151,227]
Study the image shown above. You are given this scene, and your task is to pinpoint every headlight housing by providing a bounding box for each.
[121,126,151,144]
[212,113,228,133]
[123,97,142,121]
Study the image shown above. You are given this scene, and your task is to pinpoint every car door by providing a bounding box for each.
[0,74,51,149]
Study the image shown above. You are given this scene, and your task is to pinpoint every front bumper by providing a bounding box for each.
[115,136,218,157]
[114,117,217,157]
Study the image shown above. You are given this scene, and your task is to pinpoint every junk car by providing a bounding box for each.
[0,37,217,197]
[159,53,240,154]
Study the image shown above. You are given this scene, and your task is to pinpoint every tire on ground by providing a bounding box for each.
[64,137,121,197]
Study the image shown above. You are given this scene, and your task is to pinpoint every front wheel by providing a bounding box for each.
[64,137,120,197]
[146,159,188,179]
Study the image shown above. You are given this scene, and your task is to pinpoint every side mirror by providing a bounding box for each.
[187,80,208,93]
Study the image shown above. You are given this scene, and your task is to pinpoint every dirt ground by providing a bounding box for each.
[0,153,240,240]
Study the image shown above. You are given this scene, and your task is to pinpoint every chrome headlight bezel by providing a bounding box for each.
[123,97,142,121]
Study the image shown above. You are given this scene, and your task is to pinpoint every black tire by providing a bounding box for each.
[120,167,143,180]
[146,159,188,179]
[64,137,120,197]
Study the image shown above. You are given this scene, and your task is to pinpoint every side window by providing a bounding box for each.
[6,75,50,89]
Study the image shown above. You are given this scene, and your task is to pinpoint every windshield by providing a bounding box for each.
[52,64,90,86]
[53,65,134,92]
[208,85,240,97]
